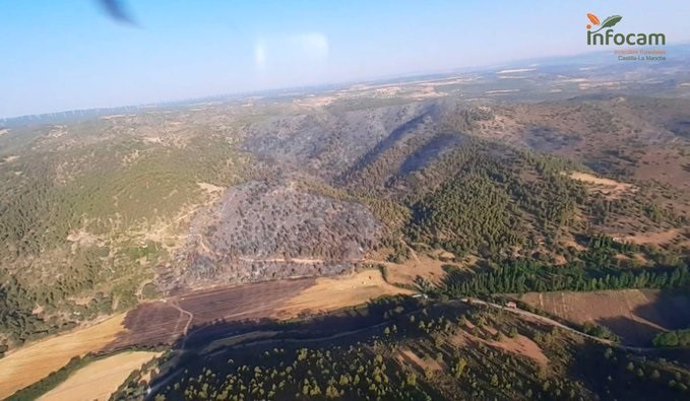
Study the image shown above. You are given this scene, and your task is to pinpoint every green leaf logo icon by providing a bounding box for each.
[592,15,623,33]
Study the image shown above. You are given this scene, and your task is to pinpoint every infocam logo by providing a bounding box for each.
[586,13,665,46]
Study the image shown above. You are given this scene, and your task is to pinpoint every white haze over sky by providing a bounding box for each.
[1,0,689,117]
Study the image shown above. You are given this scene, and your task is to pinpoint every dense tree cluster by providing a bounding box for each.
[443,258,689,297]
[653,330,690,348]
[401,142,592,257]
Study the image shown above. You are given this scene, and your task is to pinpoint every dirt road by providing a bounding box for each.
[463,298,655,352]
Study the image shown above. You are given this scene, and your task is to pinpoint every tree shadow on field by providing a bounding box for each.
[632,290,690,331]
[592,290,690,347]
[594,315,662,346]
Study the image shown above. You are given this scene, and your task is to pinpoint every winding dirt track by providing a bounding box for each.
[464,298,656,352]
[169,300,194,336]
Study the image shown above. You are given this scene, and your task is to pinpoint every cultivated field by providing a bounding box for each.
[109,279,316,349]
[0,314,126,399]
[110,271,411,349]
[273,270,414,319]
[36,351,160,401]
[519,289,690,345]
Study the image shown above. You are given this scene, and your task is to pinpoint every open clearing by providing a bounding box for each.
[371,254,449,288]
[0,314,126,400]
[274,270,414,319]
[37,351,160,401]
[387,256,447,287]
[567,171,636,199]
[616,228,689,246]
[490,335,549,370]
[449,327,549,370]
[519,289,690,345]
[396,347,444,373]
[109,279,315,349]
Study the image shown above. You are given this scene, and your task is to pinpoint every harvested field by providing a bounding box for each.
[37,351,160,401]
[274,270,414,319]
[110,279,315,349]
[111,273,407,348]
[182,278,315,323]
[0,314,126,400]
[519,289,690,345]
[106,303,186,350]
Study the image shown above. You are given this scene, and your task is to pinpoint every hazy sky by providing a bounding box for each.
[1,0,689,117]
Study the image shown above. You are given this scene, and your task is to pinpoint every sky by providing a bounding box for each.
[1,0,689,118]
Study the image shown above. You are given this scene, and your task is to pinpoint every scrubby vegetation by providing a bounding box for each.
[0,114,247,346]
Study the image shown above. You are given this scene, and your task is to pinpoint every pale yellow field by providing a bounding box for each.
[37,351,161,401]
[274,270,414,319]
[385,255,449,287]
[567,171,636,198]
[0,314,126,400]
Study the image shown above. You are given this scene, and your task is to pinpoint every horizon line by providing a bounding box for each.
[2,43,688,122]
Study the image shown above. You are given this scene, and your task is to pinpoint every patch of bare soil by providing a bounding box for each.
[197,182,225,194]
[491,335,549,370]
[616,228,689,246]
[449,328,549,370]
[567,171,636,199]
[396,347,444,373]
